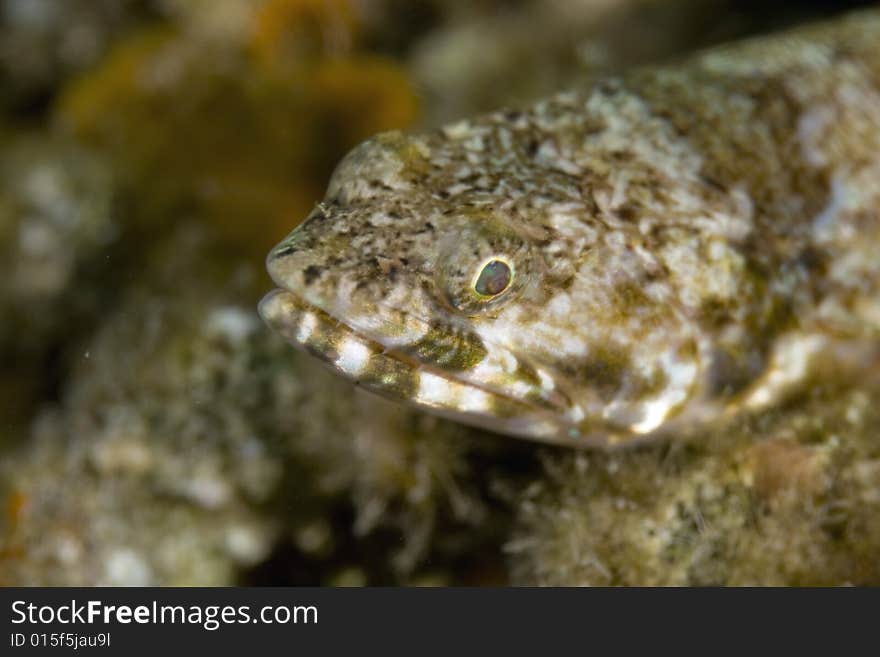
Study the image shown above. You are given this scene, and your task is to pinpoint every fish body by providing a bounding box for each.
[260,10,880,447]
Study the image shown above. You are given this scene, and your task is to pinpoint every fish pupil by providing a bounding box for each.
[475,259,512,296]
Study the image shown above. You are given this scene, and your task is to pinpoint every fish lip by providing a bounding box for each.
[259,285,573,425]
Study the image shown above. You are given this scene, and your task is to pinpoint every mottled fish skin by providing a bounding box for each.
[260,9,880,447]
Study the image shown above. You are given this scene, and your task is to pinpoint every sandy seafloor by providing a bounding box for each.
[1,0,878,585]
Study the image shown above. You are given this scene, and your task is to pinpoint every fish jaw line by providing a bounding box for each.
[335,294,579,420]
[258,288,575,440]
[265,234,576,420]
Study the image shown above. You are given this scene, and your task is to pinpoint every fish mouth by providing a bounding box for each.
[258,288,575,443]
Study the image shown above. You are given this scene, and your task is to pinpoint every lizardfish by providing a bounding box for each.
[260,9,880,446]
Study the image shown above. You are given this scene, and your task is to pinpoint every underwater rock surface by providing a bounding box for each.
[510,377,880,585]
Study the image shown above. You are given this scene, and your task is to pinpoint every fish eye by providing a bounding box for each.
[435,217,537,316]
[473,258,513,298]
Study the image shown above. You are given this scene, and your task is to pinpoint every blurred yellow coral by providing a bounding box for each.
[252,0,361,67]
[56,15,418,258]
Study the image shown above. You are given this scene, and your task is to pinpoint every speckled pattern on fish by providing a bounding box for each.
[260,9,880,447]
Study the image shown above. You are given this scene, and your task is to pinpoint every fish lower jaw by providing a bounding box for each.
[259,288,582,444]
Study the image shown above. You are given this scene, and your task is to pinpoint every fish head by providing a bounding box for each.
[260,130,704,446]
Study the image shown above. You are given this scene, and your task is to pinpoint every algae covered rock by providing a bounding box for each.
[510,377,880,586]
